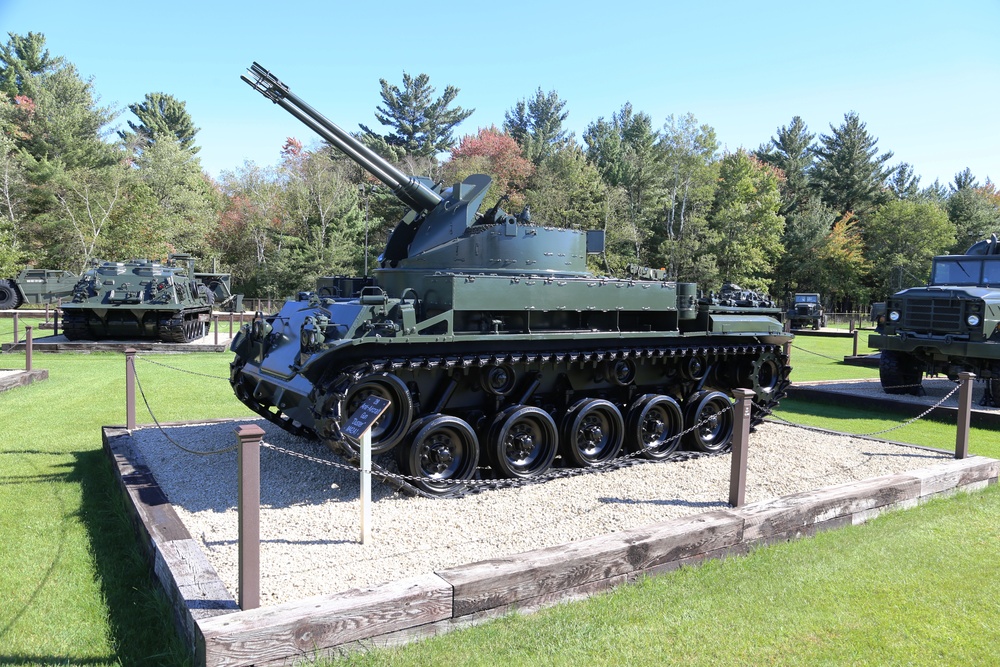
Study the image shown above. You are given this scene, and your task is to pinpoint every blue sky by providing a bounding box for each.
[2,0,998,188]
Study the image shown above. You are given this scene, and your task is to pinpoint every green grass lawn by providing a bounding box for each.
[0,336,996,666]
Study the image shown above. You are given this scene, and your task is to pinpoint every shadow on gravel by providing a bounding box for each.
[597,496,725,509]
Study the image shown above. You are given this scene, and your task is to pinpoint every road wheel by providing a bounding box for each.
[683,390,734,453]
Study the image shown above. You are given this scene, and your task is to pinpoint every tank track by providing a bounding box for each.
[157,312,210,343]
[60,310,90,341]
[231,341,792,498]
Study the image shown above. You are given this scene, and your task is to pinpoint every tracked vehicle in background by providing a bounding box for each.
[869,235,1000,405]
[230,63,793,496]
[61,255,213,342]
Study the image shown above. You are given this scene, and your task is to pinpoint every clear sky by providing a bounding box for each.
[2,0,998,189]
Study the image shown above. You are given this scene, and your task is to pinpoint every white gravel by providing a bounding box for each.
[129,415,954,607]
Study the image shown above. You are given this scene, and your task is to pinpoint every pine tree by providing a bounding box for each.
[810,112,893,216]
[360,72,473,158]
[503,88,572,165]
[120,92,200,154]
[754,115,814,216]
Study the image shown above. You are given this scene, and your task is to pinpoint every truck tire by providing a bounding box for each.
[879,350,925,396]
[0,279,22,309]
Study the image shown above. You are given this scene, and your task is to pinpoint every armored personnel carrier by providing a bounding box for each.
[869,235,1000,404]
[230,63,793,496]
[61,255,213,342]
[0,268,79,309]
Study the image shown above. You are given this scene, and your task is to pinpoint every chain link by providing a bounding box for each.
[765,382,961,438]
[133,362,239,455]
[136,354,231,380]
[260,402,735,490]
[789,343,847,362]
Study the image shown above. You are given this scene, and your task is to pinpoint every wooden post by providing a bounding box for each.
[213,315,219,346]
[125,348,137,431]
[25,326,32,371]
[729,389,754,508]
[13,312,18,344]
[852,329,860,357]
[53,305,59,336]
[236,423,264,610]
[44,303,50,324]
[229,311,234,336]
[956,372,974,459]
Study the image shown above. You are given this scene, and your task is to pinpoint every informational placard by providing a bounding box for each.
[342,395,390,443]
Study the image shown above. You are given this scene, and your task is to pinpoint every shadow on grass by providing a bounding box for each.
[70,448,193,667]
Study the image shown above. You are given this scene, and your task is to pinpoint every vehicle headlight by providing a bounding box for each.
[889,311,900,322]
[967,314,980,326]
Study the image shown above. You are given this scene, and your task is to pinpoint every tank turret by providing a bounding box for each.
[230,64,793,497]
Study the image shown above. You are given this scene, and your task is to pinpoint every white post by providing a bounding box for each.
[360,427,372,543]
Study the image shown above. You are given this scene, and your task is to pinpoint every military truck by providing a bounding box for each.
[868,235,1000,404]
[786,292,826,330]
[0,268,80,309]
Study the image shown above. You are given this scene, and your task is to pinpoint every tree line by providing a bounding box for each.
[2,32,998,305]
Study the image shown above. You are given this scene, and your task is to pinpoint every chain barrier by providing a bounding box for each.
[136,353,231,380]
[758,382,961,439]
[259,402,735,493]
[133,362,239,456]
[789,343,845,362]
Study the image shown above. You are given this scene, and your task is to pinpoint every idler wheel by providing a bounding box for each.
[683,390,734,453]
[625,394,683,460]
[487,405,558,478]
[560,398,624,467]
[397,414,479,497]
[341,373,413,454]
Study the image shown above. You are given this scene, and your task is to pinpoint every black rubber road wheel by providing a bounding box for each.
[625,394,683,461]
[487,405,558,478]
[397,414,480,497]
[683,390,734,453]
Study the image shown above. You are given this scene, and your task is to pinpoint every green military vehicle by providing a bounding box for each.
[869,235,1000,404]
[786,292,826,330]
[229,63,793,497]
[61,255,214,342]
[0,268,80,309]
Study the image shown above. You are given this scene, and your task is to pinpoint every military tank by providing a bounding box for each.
[230,63,793,496]
[61,255,213,342]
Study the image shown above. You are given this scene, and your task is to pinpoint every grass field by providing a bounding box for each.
[0,333,996,666]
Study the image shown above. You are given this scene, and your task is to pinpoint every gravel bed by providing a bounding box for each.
[129,417,953,606]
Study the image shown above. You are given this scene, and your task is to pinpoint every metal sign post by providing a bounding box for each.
[342,395,391,544]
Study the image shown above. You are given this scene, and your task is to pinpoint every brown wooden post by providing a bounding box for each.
[213,315,219,346]
[12,312,18,344]
[125,348,137,431]
[956,372,974,459]
[849,317,855,333]
[236,423,264,610]
[852,329,860,357]
[44,303,50,324]
[53,305,59,336]
[229,311,234,336]
[729,388,754,508]
[25,326,32,371]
